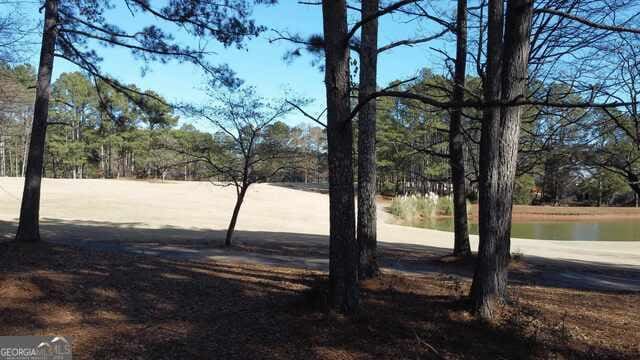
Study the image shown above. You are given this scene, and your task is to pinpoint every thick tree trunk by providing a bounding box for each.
[22,118,30,177]
[225,187,247,246]
[450,0,471,258]
[471,0,533,320]
[357,0,380,279]
[15,0,58,243]
[322,0,359,314]
[471,0,504,319]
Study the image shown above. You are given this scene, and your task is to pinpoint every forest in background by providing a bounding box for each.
[0,65,328,183]
[1,64,635,207]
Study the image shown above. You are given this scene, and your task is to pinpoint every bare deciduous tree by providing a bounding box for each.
[16,0,272,242]
[185,87,296,246]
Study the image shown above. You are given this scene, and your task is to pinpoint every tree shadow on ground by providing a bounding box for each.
[1,218,639,293]
[267,182,330,194]
[1,241,636,359]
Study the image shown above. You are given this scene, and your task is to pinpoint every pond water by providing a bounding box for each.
[409,217,640,241]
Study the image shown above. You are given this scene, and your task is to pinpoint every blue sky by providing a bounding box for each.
[10,1,453,128]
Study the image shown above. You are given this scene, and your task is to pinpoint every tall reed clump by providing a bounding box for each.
[389,193,454,221]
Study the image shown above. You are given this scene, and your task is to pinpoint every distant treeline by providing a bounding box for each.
[0,66,328,183]
[2,64,638,206]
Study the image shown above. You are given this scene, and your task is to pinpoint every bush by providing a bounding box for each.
[514,175,535,205]
[389,194,454,221]
[437,196,453,216]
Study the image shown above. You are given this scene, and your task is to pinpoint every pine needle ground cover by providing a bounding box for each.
[1,242,638,359]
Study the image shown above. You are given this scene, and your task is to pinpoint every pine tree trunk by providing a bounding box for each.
[15,139,19,177]
[7,148,12,177]
[471,0,533,320]
[225,187,247,246]
[15,0,59,243]
[322,0,359,314]
[1,134,6,177]
[108,143,112,178]
[450,0,471,257]
[472,0,505,319]
[21,119,30,177]
[100,144,105,178]
[357,0,380,279]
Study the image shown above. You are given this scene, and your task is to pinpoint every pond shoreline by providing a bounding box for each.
[424,204,640,221]
[391,210,640,241]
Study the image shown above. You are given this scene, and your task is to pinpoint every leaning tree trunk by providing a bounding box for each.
[450,0,472,258]
[322,0,359,314]
[471,0,533,320]
[225,186,247,246]
[357,0,380,279]
[15,0,58,243]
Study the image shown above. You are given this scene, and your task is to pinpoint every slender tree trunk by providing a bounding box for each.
[51,157,58,178]
[1,134,6,177]
[15,139,19,177]
[100,144,105,178]
[8,148,12,177]
[108,143,112,178]
[322,0,359,313]
[597,177,603,206]
[450,0,471,257]
[15,0,58,243]
[471,0,533,320]
[357,0,380,279]
[225,186,247,246]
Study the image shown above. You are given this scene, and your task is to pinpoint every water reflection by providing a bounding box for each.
[409,217,640,241]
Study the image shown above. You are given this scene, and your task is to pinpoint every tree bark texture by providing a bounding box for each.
[16,0,58,243]
[357,0,380,279]
[450,0,472,257]
[225,187,247,246]
[471,0,533,320]
[322,0,359,314]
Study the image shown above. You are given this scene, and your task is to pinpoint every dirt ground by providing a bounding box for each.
[1,241,638,359]
[0,178,639,358]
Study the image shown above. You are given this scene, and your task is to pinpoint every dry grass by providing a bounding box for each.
[493,205,640,221]
[2,178,639,266]
[1,242,638,359]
